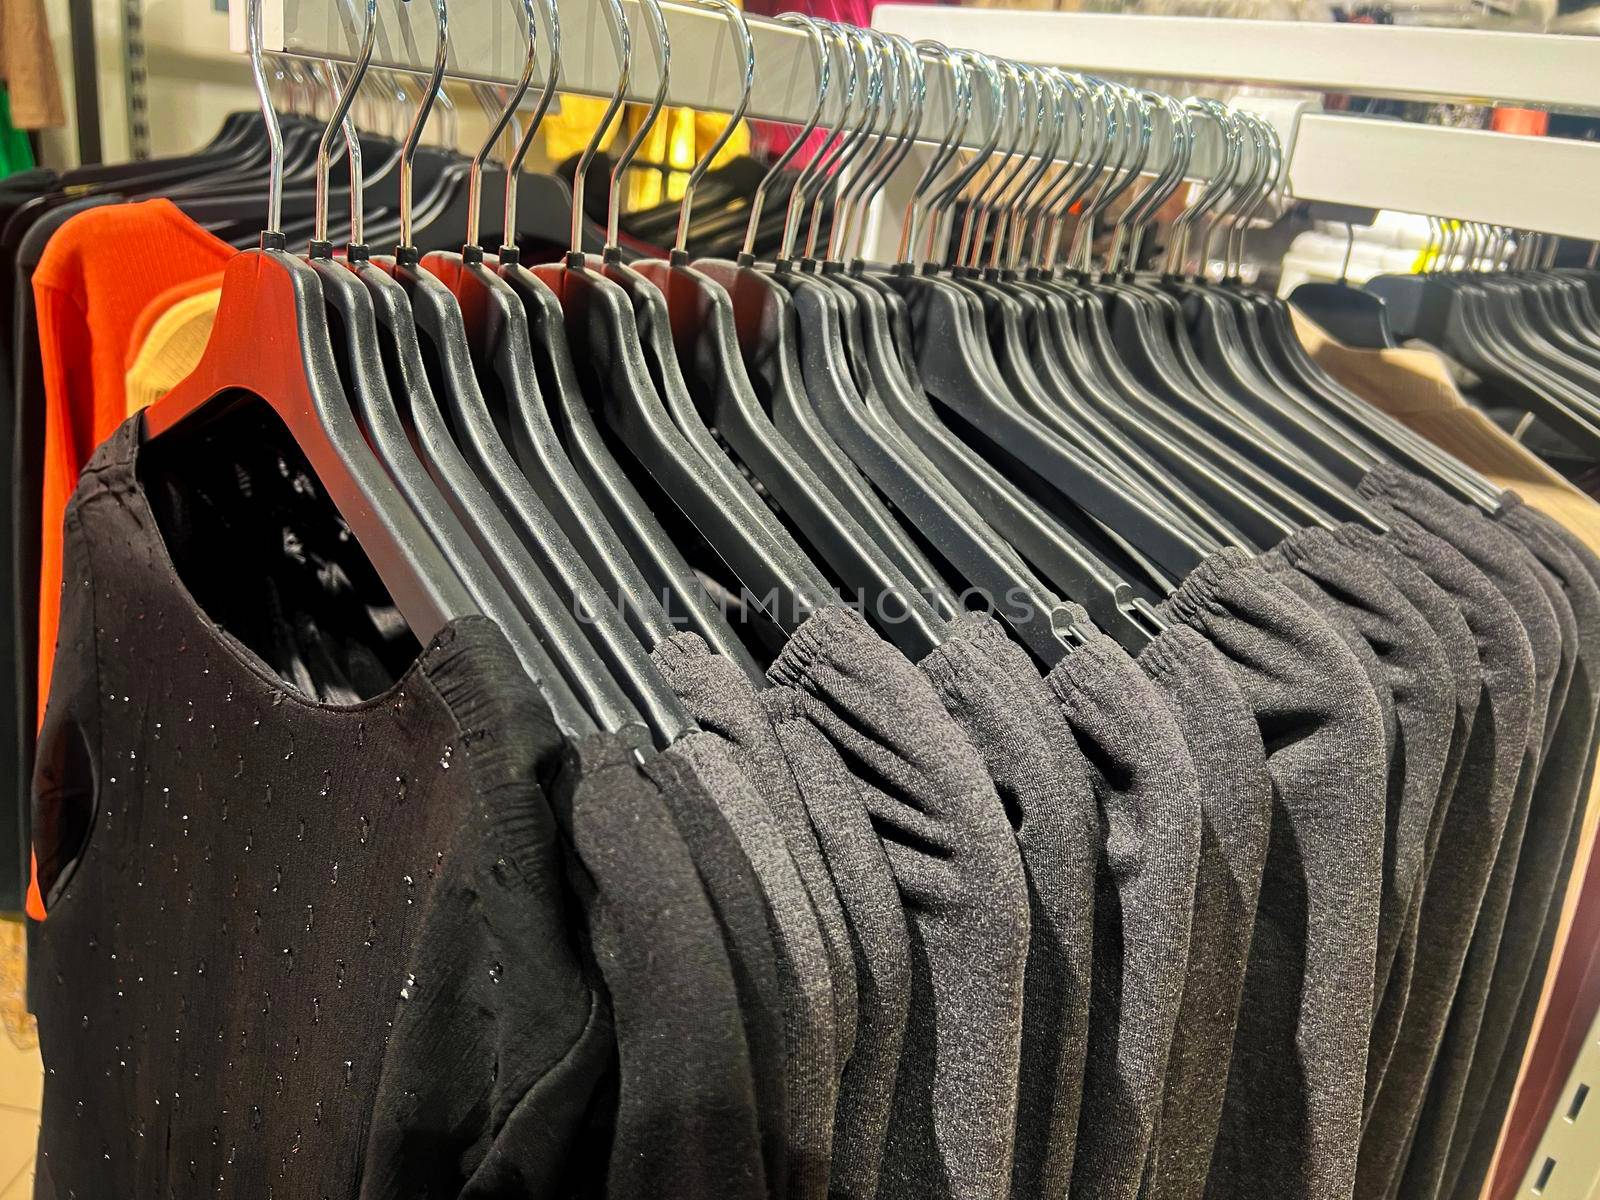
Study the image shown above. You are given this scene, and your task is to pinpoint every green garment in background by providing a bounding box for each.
[0,87,36,178]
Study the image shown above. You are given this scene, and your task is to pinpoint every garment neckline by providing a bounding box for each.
[122,415,471,716]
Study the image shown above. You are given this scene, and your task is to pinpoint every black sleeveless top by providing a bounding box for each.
[28,415,612,1199]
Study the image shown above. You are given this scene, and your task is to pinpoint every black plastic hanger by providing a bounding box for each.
[625,4,949,658]
[142,1,474,652]
[533,0,833,654]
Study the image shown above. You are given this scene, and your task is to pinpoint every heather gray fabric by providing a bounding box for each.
[1158,548,1385,1200]
[919,612,1099,1200]
[1137,624,1272,1200]
[649,731,838,1200]
[1329,523,1482,1112]
[762,687,910,1200]
[652,633,860,1064]
[641,738,792,1193]
[767,606,1030,1200]
[1349,512,1536,1200]
[1358,468,1563,1200]
[1438,499,1600,1200]
[1045,619,1202,1200]
[1263,563,1399,766]
[1445,511,1600,1200]
[1263,526,1455,1020]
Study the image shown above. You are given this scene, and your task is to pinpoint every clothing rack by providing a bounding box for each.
[226,0,1264,180]
[868,6,1600,250]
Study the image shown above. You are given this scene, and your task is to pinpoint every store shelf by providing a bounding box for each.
[869,5,1600,240]
[870,7,1600,114]
[1287,114,1600,241]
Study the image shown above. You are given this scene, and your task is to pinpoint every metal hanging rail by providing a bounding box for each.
[228,0,1259,176]
[869,7,1600,114]
[869,4,1600,242]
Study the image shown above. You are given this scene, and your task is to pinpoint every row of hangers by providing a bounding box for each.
[140,0,1506,756]
[1293,209,1600,458]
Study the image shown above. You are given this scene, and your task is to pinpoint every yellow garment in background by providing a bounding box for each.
[124,286,222,416]
[543,99,749,214]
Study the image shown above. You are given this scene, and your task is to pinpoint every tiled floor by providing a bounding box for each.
[0,917,40,1199]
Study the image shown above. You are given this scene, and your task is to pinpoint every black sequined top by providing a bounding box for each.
[28,413,611,1199]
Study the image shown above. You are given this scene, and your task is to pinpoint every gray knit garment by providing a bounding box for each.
[768,606,1030,1200]
[1262,525,1455,1022]
[1358,468,1563,1200]
[1138,624,1272,1200]
[647,731,838,1200]
[1047,619,1202,1200]
[919,611,1100,1200]
[1351,511,1536,1200]
[761,687,910,1200]
[653,633,860,1065]
[1438,498,1600,1200]
[1444,510,1600,1200]
[1160,549,1385,1200]
[1328,523,1482,1113]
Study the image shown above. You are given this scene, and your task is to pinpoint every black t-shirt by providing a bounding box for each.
[29,415,610,1198]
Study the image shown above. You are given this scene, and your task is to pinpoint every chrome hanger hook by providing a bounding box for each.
[571,0,631,260]
[467,0,537,250]
[743,13,828,262]
[398,0,448,253]
[502,0,560,256]
[1208,107,1265,277]
[606,0,670,253]
[785,20,852,263]
[956,56,1023,270]
[320,60,366,249]
[312,0,376,248]
[1110,91,1188,275]
[1071,84,1148,273]
[806,24,883,261]
[1227,112,1281,277]
[899,40,968,266]
[924,49,1001,268]
[1037,73,1101,271]
[674,0,755,256]
[981,63,1050,272]
[1005,67,1069,271]
[836,31,912,262]
[1166,96,1237,276]
[845,34,922,263]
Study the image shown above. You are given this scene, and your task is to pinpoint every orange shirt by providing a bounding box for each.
[27,200,233,920]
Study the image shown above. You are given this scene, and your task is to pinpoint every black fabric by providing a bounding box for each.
[1161,549,1387,1200]
[920,611,1099,1200]
[767,606,1030,1200]
[30,418,613,1198]
[1437,497,1600,1200]
[1138,625,1272,1200]
[1046,619,1202,1200]
[1352,511,1536,1200]
[2,192,113,910]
